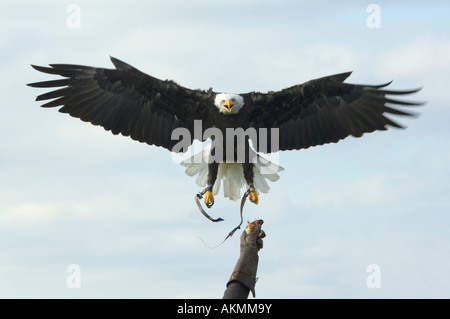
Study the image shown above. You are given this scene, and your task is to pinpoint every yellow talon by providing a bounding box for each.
[204,190,214,208]
[248,185,259,205]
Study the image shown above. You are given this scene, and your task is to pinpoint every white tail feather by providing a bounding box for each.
[180,145,284,201]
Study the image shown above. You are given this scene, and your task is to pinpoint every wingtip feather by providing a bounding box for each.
[333,71,353,82]
[109,56,133,70]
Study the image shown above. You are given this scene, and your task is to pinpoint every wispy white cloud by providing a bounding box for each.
[376,35,450,77]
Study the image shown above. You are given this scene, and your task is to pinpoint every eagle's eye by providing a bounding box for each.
[221,99,225,104]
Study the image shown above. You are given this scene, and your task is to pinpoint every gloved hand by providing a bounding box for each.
[224,219,265,298]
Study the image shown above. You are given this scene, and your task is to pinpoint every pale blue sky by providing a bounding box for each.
[1,0,449,298]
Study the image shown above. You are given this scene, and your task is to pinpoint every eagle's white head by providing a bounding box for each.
[214,93,245,115]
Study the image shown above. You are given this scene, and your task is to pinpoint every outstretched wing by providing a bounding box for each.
[243,72,424,152]
[28,56,214,151]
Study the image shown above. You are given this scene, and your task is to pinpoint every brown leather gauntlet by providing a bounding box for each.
[223,220,265,298]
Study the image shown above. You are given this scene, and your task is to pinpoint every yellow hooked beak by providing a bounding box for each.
[224,99,234,113]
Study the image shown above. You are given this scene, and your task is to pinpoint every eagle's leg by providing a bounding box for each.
[202,184,214,208]
[203,162,219,208]
[243,162,258,205]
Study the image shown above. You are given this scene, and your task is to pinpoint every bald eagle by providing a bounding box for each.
[28,57,422,209]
